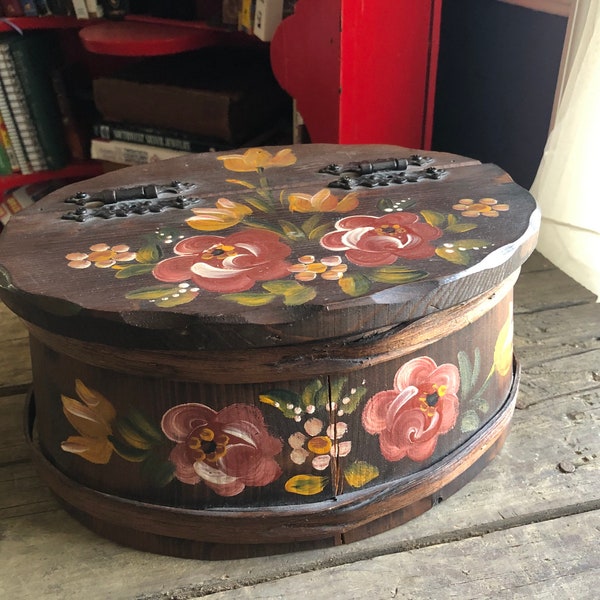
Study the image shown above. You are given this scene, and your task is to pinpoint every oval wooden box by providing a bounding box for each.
[0,144,539,559]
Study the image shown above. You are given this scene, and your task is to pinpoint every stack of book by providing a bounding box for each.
[91,45,292,167]
[0,178,70,233]
[0,1,103,18]
[0,31,72,176]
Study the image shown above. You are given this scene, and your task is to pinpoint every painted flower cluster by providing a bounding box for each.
[63,147,509,307]
[59,304,514,500]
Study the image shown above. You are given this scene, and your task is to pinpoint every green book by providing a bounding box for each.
[4,31,69,171]
[0,135,11,175]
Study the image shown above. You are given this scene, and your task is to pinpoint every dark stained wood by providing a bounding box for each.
[0,144,538,349]
[0,302,31,394]
[1,252,599,596]
[0,144,538,559]
[24,373,516,557]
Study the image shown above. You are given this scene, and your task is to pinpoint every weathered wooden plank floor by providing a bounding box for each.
[1,252,598,600]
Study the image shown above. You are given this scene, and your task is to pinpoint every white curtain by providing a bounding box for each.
[530,0,600,300]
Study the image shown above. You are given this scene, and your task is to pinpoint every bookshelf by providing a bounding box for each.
[1,1,442,196]
[0,16,102,195]
[77,0,442,148]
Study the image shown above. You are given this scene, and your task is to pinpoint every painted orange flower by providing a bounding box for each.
[65,243,137,269]
[288,255,348,282]
[161,402,283,496]
[186,198,252,231]
[362,357,460,462]
[452,198,509,217]
[61,380,116,464]
[287,189,359,213]
[217,147,297,172]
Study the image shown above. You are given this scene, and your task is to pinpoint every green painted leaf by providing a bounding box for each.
[460,410,480,433]
[368,266,428,284]
[282,286,317,306]
[115,263,156,279]
[263,280,316,306]
[126,286,181,300]
[262,280,304,295]
[329,376,348,406]
[471,347,481,391]
[300,214,323,236]
[314,382,330,409]
[259,389,302,418]
[109,435,150,462]
[140,454,175,487]
[435,246,470,266]
[301,379,324,408]
[135,244,162,264]
[285,474,328,495]
[308,223,335,240]
[155,289,198,307]
[476,398,490,414]
[340,385,367,414]
[339,273,371,296]
[420,209,446,227]
[242,194,272,213]
[221,292,276,307]
[446,222,478,234]
[279,220,306,241]
[458,350,474,399]
[344,461,379,488]
[126,408,164,444]
[243,218,285,236]
[377,197,417,212]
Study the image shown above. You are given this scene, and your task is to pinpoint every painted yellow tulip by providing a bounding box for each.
[217,147,297,172]
[186,198,252,231]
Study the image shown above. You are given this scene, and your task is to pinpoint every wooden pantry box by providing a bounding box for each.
[0,144,539,559]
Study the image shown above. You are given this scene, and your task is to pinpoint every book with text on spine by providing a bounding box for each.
[0,39,45,173]
[90,138,191,166]
[92,121,232,154]
[7,31,70,171]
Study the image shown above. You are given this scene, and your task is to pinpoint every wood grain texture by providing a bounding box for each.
[3,147,593,594]
[0,144,538,349]
[0,301,30,393]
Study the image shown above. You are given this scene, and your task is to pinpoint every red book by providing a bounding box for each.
[0,0,24,16]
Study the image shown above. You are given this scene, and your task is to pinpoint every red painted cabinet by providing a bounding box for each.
[270,0,442,148]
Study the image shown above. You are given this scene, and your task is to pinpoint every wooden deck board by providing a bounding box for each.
[1,252,599,599]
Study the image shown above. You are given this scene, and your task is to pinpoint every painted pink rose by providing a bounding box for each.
[362,357,460,462]
[152,230,292,293]
[320,213,442,267]
[161,403,283,496]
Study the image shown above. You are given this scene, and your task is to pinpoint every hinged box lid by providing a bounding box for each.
[0,144,539,350]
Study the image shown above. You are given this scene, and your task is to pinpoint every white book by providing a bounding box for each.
[90,138,191,166]
[253,0,284,42]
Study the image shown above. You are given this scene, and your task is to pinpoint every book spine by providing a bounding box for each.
[0,110,20,172]
[34,0,53,15]
[0,125,12,174]
[70,0,88,18]
[0,43,47,173]
[90,138,190,166]
[84,0,102,17]
[9,34,70,171]
[0,0,24,16]
[253,0,283,42]
[92,121,227,153]
[0,57,32,173]
[19,0,38,15]
[238,0,254,34]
